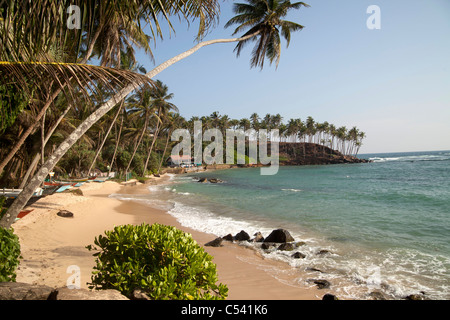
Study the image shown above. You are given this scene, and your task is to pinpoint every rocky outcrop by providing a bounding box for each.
[0,282,128,300]
[0,282,55,300]
[278,142,370,166]
[53,287,129,300]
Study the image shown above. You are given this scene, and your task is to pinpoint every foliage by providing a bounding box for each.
[0,85,29,134]
[58,142,96,176]
[86,223,228,300]
[0,226,22,282]
[0,196,7,220]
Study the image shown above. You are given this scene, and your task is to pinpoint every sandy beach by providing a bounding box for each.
[13,177,322,300]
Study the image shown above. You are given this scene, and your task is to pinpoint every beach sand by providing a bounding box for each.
[13,177,322,300]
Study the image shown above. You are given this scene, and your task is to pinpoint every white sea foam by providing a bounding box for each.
[167,201,262,237]
[281,188,303,192]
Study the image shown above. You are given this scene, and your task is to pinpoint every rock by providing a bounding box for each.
[291,252,306,259]
[277,243,295,251]
[57,210,74,218]
[69,189,83,196]
[306,267,326,273]
[261,242,276,250]
[253,232,264,243]
[317,249,332,256]
[130,288,151,300]
[53,287,129,300]
[308,279,331,289]
[198,178,208,183]
[205,237,223,247]
[0,282,55,300]
[368,291,387,300]
[322,293,338,300]
[222,234,234,241]
[234,230,250,241]
[263,229,295,243]
[405,293,427,300]
[209,178,223,184]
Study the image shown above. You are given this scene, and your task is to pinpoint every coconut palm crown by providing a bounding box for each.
[225,0,309,69]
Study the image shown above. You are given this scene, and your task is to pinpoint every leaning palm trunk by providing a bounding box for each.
[1,31,260,229]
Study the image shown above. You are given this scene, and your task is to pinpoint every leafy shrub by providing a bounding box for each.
[86,223,228,300]
[0,227,21,282]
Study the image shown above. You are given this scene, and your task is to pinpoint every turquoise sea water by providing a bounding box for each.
[112,150,450,299]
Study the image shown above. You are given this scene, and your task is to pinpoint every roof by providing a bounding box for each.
[167,155,192,161]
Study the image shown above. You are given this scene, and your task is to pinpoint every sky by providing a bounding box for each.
[135,0,450,154]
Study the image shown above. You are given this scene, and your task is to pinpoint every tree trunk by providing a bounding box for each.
[108,109,124,176]
[0,32,261,229]
[125,114,149,174]
[0,26,103,177]
[87,101,123,176]
[18,104,72,189]
[158,130,171,174]
[142,109,162,176]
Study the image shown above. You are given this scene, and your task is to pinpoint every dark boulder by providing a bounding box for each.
[222,234,234,241]
[322,293,338,300]
[317,249,332,256]
[57,210,74,218]
[308,279,331,289]
[306,267,326,274]
[278,243,295,251]
[368,291,387,300]
[261,242,276,250]
[205,237,223,247]
[234,230,250,242]
[263,229,295,243]
[291,252,306,259]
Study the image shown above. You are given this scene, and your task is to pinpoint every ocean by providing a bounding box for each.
[111,150,450,300]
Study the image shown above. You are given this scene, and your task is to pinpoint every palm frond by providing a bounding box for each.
[0,61,154,114]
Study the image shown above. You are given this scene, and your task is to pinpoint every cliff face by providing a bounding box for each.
[278,142,369,166]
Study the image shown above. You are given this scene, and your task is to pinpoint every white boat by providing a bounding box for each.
[1,187,44,198]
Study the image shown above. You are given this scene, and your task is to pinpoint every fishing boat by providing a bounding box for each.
[1,187,44,198]
[17,209,34,219]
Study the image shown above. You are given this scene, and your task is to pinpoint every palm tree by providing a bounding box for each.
[142,80,178,175]
[124,87,156,174]
[225,0,309,68]
[1,0,308,228]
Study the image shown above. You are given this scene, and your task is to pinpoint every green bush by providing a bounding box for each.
[86,223,228,300]
[0,227,21,282]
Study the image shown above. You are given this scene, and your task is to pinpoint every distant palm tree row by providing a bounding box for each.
[178,112,366,157]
